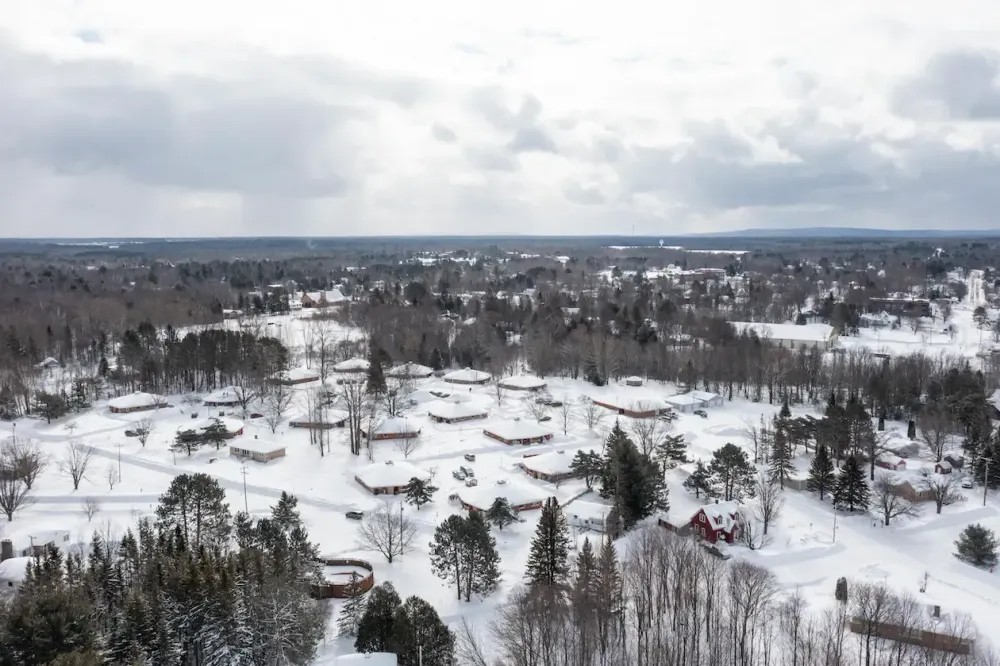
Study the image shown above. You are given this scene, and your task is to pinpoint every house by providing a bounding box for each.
[335,653,399,665]
[484,419,554,445]
[290,408,348,429]
[866,297,932,319]
[2,530,71,558]
[334,358,370,374]
[690,502,741,544]
[108,391,168,414]
[892,480,936,503]
[688,390,724,408]
[565,499,613,533]
[386,362,434,379]
[271,367,320,385]
[944,454,965,470]
[458,478,549,512]
[519,448,593,483]
[592,396,671,418]
[177,417,244,440]
[624,376,643,387]
[36,357,59,370]
[442,367,492,385]
[203,386,242,407]
[354,460,430,495]
[665,394,701,413]
[0,556,32,592]
[229,438,286,463]
[498,375,547,391]
[427,400,488,424]
[732,322,839,351]
[934,461,953,475]
[301,289,347,308]
[848,613,973,655]
[876,455,907,471]
[363,417,420,441]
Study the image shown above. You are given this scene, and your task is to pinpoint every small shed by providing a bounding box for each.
[625,376,643,387]
[665,394,701,413]
[688,390,724,408]
[876,455,907,472]
[934,461,953,475]
[354,460,430,495]
[109,391,168,414]
[484,419,554,445]
[363,417,421,441]
[229,438,286,463]
[427,401,488,424]
[443,367,492,385]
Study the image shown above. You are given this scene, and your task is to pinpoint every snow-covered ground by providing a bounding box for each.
[6,308,1000,660]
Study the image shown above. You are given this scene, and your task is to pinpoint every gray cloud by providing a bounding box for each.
[463,146,518,172]
[0,39,360,198]
[432,123,457,142]
[893,49,1000,120]
[564,183,605,205]
[75,29,103,44]
[508,127,557,153]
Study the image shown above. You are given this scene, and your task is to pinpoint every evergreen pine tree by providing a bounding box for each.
[403,477,438,510]
[600,422,669,529]
[955,523,999,568]
[973,441,1000,489]
[202,420,228,451]
[653,433,687,471]
[832,455,870,512]
[337,573,368,637]
[683,460,715,499]
[172,428,202,457]
[525,497,572,588]
[366,347,387,395]
[465,512,501,602]
[355,583,401,653]
[155,473,231,550]
[709,443,755,502]
[769,426,794,488]
[391,596,455,666]
[806,443,835,500]
[570,450,604,490]
[485,497,519,530]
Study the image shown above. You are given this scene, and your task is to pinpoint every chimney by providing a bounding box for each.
[0,539,12,562]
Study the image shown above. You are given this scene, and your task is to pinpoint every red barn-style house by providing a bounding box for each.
[690,501,741,544]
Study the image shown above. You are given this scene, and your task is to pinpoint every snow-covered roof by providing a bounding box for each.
[177,417,243,436]
[485,419,553,441]
[334,358,370,372]
[0,557,32,583]
[370,417,420,436]
[334,653,398,665]
[443,367,491,383]
[688,390,722,402]
[458,477,550,511]
[498,375,547,390]
[733,322,835,343]
[386,362,434,378]
[229,438,285,454]
[108,391,165,410]
[698,501,740,532]
[521,448,595,476]
[354,460,429,488]
[427,400,487,421]
[406,389,444,404]
[203,386,241,404]
[325,288,347,303]
[564,499,612,522]
[594,395,669,412]
[665,394,701,407]
[36,357,59,368]
[625,375,643,383]
[278,367,320,382]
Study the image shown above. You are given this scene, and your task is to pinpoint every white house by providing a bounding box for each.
[272,367,320,385]
[354,460,430,495]
[498,375,547,391]
[0,557,32,592]
[458,478,549,512]
[732,322,839,351]
[203,386,242,407]
[665,393,701,413]
[177,417,244,439]
[564,499,613,533]
[484,419,555,445]
[108,392,168,414]
[688,390,724,408]
[363,417,421,441]
[228,438,286,463]
[443,368,492,385]
[520,448,596,482]
[427,400,488,424]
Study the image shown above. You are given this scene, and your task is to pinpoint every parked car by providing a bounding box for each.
[658,412,678,422]
[124,429,138,437]
[693,409,708,418]
[461,466,475,478]
[496,479,507,485]
[448,493,460,502]
[345,510,364,520]
[464,453,476,462]
[962,477,975,489]
[538,415,553,422]
[465,477,479,487]
[452,469,467,481]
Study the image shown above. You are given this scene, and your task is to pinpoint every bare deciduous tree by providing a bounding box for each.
[106,464,119,491]
[524,396,548,422]
[492,378,507,408]
[357,502,416,563]
[917,406,954,463]
[394,433,421,459]
[579,398,605,433]
[917,468,962,514]
[872,473,921,526]
[629,413,664,457]
[81,496,101,522]
[262,383,294,433]
[558,398,574,436]
[0,474,32,521]
[340,378,372,456]
[134,417,154,448]
[2,436,47,490]
[305,390,330,456]
[59,441,93,491]
[309,318,338,385]
[753,469,783,537]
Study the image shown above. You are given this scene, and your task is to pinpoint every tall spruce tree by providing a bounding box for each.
[653,433,687,472]
[355,583,401,654]
[806,443,835,500]
[392,596,455,666]
[955,523,999,568]
[403,477,438,510]
[337,573,368,638]
[708,443,755,502]
[366,346,387,395]
[525,497,572,588]
[485,497,519,530]
[832,455,870,511]
[600,422,669,530]
[429,513,501,602]
[769,426,794,488]
[155,473,231,550]
[683,459,715,499]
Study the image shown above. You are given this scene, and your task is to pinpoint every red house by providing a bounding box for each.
[690,502,741,544]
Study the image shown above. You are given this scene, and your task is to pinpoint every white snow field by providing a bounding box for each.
[4,296,1000,661]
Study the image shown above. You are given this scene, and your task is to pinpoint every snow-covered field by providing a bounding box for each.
[5,287,1000,661]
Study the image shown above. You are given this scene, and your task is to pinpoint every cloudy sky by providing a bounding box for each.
[3,1,1000,237]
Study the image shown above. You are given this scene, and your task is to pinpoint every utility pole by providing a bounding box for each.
[984,453,990,508]
[832,513,838,544]
[418,645,422,666]
[241,463,249,513]
[115,443,123,480]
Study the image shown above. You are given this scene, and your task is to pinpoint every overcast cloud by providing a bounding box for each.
[3,0,1000,236]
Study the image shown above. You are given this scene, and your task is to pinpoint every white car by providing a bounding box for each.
[962,477,975,489]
